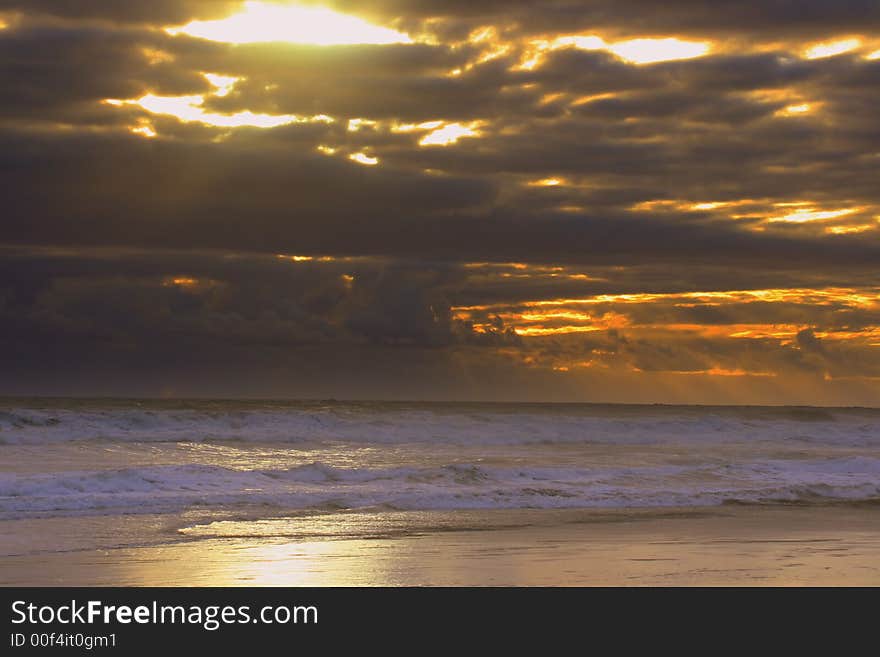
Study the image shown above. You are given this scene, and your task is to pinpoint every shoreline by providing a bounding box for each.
[2,504,879,586]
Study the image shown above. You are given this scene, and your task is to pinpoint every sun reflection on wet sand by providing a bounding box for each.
[3,507,880,586]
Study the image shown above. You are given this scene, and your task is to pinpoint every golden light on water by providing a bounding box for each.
[167,1,412,46]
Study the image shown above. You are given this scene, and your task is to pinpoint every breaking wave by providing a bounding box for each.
[1,401,878,447]
[2,457,879,518]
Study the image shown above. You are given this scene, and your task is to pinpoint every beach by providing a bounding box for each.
[2,505,880,586]
[2,399,879,586]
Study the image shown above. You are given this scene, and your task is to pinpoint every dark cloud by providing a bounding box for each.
[204,47,527,121]
[1,1,878,402]
[0,25,212,126]
[4,0,879,41]
[0,247,520,349]
[0,1,242,25]
[0,128,495,250]
[331,0,880,40]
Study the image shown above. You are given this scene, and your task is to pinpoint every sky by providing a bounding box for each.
[1,1,879,404]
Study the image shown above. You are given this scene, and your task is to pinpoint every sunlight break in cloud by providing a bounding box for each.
[349,152,379,165]
[768,207,860,223]
[106,73,333,131]
[419,122,482,146]
[608,37,711,64]
[522,35,711,68]
[804,38,861,59]
[167,1,412,46]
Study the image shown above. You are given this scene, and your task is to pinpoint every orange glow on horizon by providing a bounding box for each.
[456,286,879,310]
[635,367,777,378]
[454,285,879,342]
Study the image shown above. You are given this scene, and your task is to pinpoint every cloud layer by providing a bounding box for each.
[1,1,878,403]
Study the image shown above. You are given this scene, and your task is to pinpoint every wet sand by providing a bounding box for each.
[2,505,879,586]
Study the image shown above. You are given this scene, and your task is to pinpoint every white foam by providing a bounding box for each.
[2,457,878,518]
[3,403,878,519]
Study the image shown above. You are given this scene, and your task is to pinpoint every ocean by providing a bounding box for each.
[2,398,879,518]
[2,398,879,584]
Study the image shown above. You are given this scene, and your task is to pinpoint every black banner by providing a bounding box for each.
[1,587,873,651]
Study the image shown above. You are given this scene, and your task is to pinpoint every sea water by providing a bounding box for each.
[2,399,878,524]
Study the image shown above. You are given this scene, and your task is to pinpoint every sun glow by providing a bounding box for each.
[347,118,379,132]
[106,73,333,131]
[391,120,484,146]
[132,93,310,128]
[777,103,814,116]
[167,2,412,45]
[453,283,880,348]
[608,38,711,64]
[804,38,861,59]
[768,207,859,223]
[142,48,175,65]
[528,178,565,187]
[349,152,379,165]
[523,35,711,69]
[203,73,238,97]
[689,202,727,210]
[162,276,202,288]
[130,119,157,138]
[419,122,482,146]
[826,225,874,235]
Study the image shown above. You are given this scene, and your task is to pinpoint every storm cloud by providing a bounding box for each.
[1,1,878,403]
